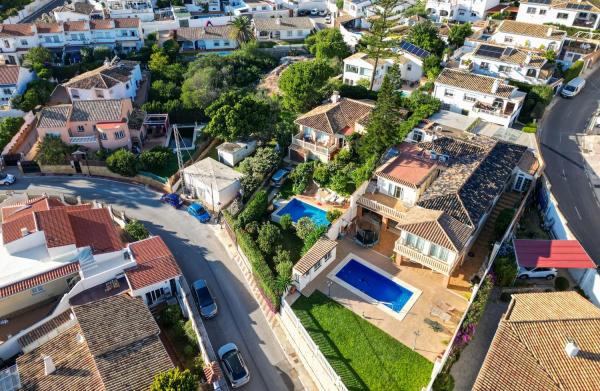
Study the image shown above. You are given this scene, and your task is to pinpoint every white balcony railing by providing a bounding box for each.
[394,241,452,275]
[70,136,98,144]
[473,104,510,118]
[292,135,338,157]
[357,195,406,222]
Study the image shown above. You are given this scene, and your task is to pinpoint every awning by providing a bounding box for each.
[514,239,597,269]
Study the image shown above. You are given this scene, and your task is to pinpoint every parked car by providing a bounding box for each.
[0,172,16,186]
[318,9,327,16]
[297,9,309,16]
[517,266,558,280]
[270,168,290,187]
[561,77,586,98]
[310,8,318,15]
[218,343,250,388]
[325,15,332,24]
[160,193,183,208]
[192,279,218,318]
[187,202,211,223]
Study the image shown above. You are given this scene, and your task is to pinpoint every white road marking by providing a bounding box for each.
[574,206,583,220]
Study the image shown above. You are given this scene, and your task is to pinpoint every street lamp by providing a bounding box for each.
[327,280,333,297]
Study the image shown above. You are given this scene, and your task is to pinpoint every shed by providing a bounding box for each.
[514,239,597,269]
[182,157,243,211]
[217,140,257,167]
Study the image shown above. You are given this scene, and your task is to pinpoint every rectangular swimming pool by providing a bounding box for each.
[330,256,420,320]
[273,198,329,227]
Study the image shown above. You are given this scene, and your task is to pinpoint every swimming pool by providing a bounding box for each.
[329,255,421,321]
[273,198,329,227]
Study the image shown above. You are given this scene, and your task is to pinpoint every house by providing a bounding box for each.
[15,294,174,391]
[0,65,35,108]
[62,58,142,102]
[516,0,600,30]
[89,18,144,53]
[230,0,281,17]
[355,135,538,283]
[89,0,155,21]
[343,0,373,18]
[175,26,239,52]
[426,0,500,22]
[36,99,136,151]
[405,110,479,143]
[433,68,526,127]
[217,140,258,167]
[290,93,376,163]
[489,20,566,52]
[253,17,315,41]
[292,238,337,292]
[53,1,104,22]
[182,157,244,210]
[459,42,556,86]
[473,291,600,391]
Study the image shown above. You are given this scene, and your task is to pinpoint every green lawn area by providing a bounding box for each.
[292,291,433,391]
[281,227,303,263]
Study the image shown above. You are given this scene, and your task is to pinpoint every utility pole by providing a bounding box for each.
[172,124,186,194]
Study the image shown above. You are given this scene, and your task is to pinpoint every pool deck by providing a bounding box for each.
[297,238,468,362]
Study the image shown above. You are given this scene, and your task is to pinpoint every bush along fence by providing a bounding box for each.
[430,182,536,390]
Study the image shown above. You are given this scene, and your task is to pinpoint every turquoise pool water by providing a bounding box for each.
[275,198,329,227]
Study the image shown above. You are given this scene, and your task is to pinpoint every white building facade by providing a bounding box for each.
[426,0,500,22]
[516,0,600,30]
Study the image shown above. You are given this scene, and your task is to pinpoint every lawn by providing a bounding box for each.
[281,227,303,263]
[292,291,433,391]
[145,152,180,179]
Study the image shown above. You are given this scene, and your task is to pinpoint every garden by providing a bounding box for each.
[292,291,433,391]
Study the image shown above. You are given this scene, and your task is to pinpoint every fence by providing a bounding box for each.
[280,299,348,391]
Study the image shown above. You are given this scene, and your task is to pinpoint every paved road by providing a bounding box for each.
[539,66,600,264]
[21,0,64,23]
[0,173,301,391]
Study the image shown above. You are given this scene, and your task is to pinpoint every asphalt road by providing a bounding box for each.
[539,66,600,265]
[0,173,301,391]
[20,0,64,23]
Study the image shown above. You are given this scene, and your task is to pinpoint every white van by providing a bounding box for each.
[561,77,586,98]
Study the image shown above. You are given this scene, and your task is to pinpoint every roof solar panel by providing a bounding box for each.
[398,40,431,59]
[476,44,505,59]
[566,2,592,9]
[527,0,550,4]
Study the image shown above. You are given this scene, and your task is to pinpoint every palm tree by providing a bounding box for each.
[228,16,253,44]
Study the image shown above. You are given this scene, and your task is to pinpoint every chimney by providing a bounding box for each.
[565,340,580,358]
[43,355,56,375]
[103,57,111,66]
[491,79,500,94]
[76,333,85,344]
[276,18,281,25]
[547,27,553,37]
[331,91,341,103]
[524,53,532,65]
[21,227,29,237]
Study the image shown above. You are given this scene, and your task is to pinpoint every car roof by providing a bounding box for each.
[218,342,238,358]
[192,279,207,289]
[190,202,205,210]
[568,77,585,86]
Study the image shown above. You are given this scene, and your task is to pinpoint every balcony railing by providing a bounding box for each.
[473,102,511,118]
[292,134,338,157]
[70,136,98,144]
[357,195,406,222]
[394,241,452,275]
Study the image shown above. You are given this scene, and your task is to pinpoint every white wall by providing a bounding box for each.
[293,246,337,292]
[461,55,549,85]
[490,30,563,52]
[376,176,418,206]
[516,3,600,30]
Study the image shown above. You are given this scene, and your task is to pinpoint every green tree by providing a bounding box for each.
[447,23,473,47]
[139,147,172,171]
[124,220,150,241]
[11,79,55,112]
[530,85,554,105]
[106,149,138,177]
[150,79,180,102]
[23,47,52,77]
[237,189,268,228]
[423,55,442,80]
[302,225,327,254]
[279,214,293,231]
[150,368,197,391]
[239,147,280,178]
[289,161,314,194]
[36,135,72,165]
[402,0,427,17]
[404,21,445,56]
[312,163,330,187]
[275,259,293,291]
[305,29,351,60]
[229,15,253,44]
[360,0,402,90]
[326,209,342,222]
[295,217,316,240]
[278,60,335,112]
[258,222,281,255]
[0,117,24,151]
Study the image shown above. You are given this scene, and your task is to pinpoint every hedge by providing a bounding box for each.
[564,60,584,83]
[236,189,268,229]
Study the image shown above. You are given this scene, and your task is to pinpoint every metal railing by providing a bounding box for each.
[292,133,338,157]
[69,136,98,144]
[473,104,510,118]
[357,195,406,221]
[393,242,452,275]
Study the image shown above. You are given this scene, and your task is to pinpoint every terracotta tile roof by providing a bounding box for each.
[0,262,80,298]
[0,65,20,85]
[0,23,35,37]
[35,23,63,34]
[126,236,181,290]
[176,25,236,41]
[37,104,71,128]
[497,20,567,39]
[400,213,473,251]
[1,196,52,222]
[63,21,89,32]
[474,292,600,391]
[19,310,75,348]
[113,18,140,28]
[90,19,114,30]
[375,144,438,189]
[2,213,37,244]
[64,60,138,90]
[518,150,540,175]
[295,98,375,134]
[254,17,314,31]
[436,68,517,99]
[36,208,77,248]
[294,238,337,274]
[68,208,124,254]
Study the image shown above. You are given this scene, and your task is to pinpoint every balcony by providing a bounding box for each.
[291,132,338,159]
[394,241,453,275]
[472,101,512,118]
[70,136,98,145]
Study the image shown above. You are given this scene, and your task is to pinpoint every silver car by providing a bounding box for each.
[218,343,250,388]
[0,172,15,186]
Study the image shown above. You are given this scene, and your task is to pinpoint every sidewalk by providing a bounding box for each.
[211,225,318,391]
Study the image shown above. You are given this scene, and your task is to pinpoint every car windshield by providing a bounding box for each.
[564,85,577,92]
[223,350,247,380]
[196,206,207,215]
[0,173,6,179]
[196,286,214,307]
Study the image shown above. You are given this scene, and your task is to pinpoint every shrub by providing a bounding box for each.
[279,214,293,231]
[312,163,330,187]
[289,161,314,195]
[183,320,198,345]
[106,149,138,177]
[564,60,584,82]
[124,220,150,241]
[139,147,172,171]
[494,208,515,241]
[257,222,281,255]
[326,209,342,222]
[302,225,328,254]
[36,135,73,165]
[522,125,538,133]
[159,305,183,327]
[240,174,260,199]
[295,217,316,240]
[555,276,570,291]
[273,248,292,265]
[237,190,268,229]
[150,368,197,391]
[494,255,517,287]
[0,117,24,151]
[239,147,280,178]
[432,371,455,391]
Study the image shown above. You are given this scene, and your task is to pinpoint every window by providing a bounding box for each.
[72,89,80,99]
[412,130,424,142]
[100,132,108,140]
[314,259,322,271]
[527,7,536,14]
[324,251,332,261]
[345,64,359,74]
[214,40,220,47]
[44,36,51,43]
[463,94,477,102]
[504,36,513,43]
[407,64,412,71]
[471,12,477,17]
[3,88,12,95]
[77,125,85,132]
[20,39,28,46]
[95,89,105,98]
[405,233,426,252]
[480,62,490,70]
[223,40,230,46]
[429,243,450,262]
[3,40,9,48]
[31,285,45,295]
[125,82,130,89]
[444,89,454,97]
[498,65,512,73]
[526,68,538,77]
[539,9,547,15]
[557,13,568,19]
[52,36,59,43]
[114,130,125,140]
[287,30,293,37]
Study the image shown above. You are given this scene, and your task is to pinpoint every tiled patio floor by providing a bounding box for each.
[299,238,468,362]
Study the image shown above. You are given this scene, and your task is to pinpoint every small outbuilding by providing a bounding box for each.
[182,157,243,211]
[217,140,257,167]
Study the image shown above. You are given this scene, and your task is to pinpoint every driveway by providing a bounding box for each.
[0,172,302,391]
[539,66,600,265]
[20,0,64,22]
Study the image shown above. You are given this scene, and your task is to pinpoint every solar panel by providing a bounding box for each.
[476,44,505,59]
[398,40,431,59]
[566,2,592,9]
[527,0,551,4]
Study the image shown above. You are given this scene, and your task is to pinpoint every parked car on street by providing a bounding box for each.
[270,168,290,187]
[218,343,250,388]
[310,8,318,15]
[0,172,16,186]
[192,279,218,318]
[187,202,211,223]
[517,266,557,280]
[561,77,586,98]
[160,193,183,208]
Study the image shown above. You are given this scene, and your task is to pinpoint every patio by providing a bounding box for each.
[298,238,468,362]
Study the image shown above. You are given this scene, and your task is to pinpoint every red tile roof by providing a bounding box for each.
[126,237,181,290]
[68,208,123,254]
[63,21,88,32]
[35,23,63,34]
[2,196,51,222]
[2,214,37,244]
[515,240,597,269]
[90,19,114,30]
[0,24,35,37]
[114,18,140,28]
[376,143,438,189]
[0,262,80,298]
[0,65,20,85]
[36,208,77,248]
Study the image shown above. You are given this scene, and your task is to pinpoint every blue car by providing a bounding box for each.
[160,193,183,208]
[192,279,218,318]
[187,202,211,223]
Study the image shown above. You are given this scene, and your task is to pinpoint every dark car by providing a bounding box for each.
[218,343,250,388]
[270,168,290,187]
[187,202,211,223]
[160,193,183,208]
[192,279,218,318]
